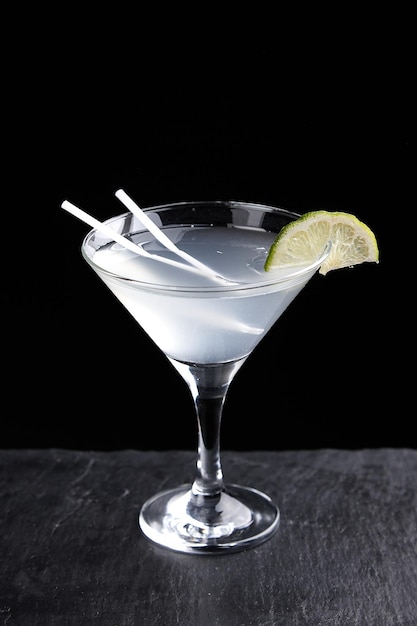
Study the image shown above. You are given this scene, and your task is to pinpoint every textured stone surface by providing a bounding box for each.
[1,448,416,625]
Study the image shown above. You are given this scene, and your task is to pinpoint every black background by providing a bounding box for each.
[3,11,413,452]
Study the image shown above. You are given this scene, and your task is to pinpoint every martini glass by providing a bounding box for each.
[81,200,329,554]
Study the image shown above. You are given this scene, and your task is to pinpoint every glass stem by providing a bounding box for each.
[168,359,247,497]
[193,372,227,496]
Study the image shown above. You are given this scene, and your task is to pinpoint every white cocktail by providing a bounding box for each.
[89,219,319,364]
[81,200,330,553]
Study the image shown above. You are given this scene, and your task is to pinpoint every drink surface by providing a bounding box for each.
[93,226,294,286]
[87,225,316,364]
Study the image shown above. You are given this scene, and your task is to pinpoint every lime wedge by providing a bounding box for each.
[264,210,379,275]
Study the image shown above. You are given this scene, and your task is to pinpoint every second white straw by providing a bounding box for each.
[115,189,228,283]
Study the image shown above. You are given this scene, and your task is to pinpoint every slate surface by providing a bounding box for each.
[1,448,416,625]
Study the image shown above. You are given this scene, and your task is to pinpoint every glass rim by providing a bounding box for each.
[81,200,331,292]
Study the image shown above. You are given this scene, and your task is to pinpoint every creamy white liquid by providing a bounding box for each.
[89,226,316,364]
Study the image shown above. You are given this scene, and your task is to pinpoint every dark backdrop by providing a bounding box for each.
[3,13,412,451]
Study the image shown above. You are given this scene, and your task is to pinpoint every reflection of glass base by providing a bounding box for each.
[139,484,280,554]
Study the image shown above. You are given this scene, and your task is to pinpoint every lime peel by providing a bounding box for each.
[264,210,379,275]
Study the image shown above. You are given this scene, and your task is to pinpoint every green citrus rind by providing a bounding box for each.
[264,210,379,275]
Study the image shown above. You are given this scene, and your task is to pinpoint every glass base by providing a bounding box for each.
[139,483,280,554]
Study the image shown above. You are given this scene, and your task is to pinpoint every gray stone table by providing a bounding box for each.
[1,448,416,625]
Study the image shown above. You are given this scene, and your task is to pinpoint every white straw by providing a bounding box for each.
[61,200,231,283]
[115,189,227,282]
